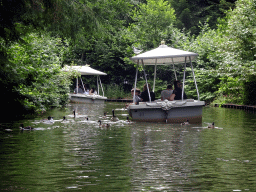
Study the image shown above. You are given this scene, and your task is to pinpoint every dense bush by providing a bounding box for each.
[5,33,74,113]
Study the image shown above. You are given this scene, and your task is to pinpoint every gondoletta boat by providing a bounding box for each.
[62,65,107,104]
[127,41,205,123]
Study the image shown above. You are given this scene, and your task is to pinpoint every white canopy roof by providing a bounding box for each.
[130,43,198,65]
[62,65,107,75]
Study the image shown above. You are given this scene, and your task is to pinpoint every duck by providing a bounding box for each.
[124,116,134,124]
[208,122,215,129]
[20,123,34,131]
[111,109,119,121]
[62,116,69,122]
[98,120,110,128]
[81,117,97,124]
[103,112,108,118]
[126,116,131,122]
[99,112,108,119]
[61,116,70,123]
[42,116,54,124]
[48,116,53,120]
[181,119,190,125]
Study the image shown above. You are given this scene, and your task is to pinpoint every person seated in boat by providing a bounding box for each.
[161,85,173,101]
[74,84,84,94]
[125,88,141,108]
[140,83,155,102]
[83,84,90,95]
[132,88,142,105]
[170,80,187,100]
[89,87,97,95]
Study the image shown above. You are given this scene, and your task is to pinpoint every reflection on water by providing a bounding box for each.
[0,103,256,191]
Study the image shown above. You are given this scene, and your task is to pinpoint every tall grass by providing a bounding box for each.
[102,79,168,100]
[103,84,131,99]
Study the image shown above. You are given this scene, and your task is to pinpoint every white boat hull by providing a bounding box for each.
[69,94,107,104]
[128,99,205,123]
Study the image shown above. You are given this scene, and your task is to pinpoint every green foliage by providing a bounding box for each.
[75,30,135,85]
[180,23,223,102]
[104,84,129,99]
[169,0,237,35]
[243,75,256,105]
[62,0,136,85]
[211,93,229,106]
[185,68,220,102]
[129,0,176,49]
[5,33,74,113]
[213,0,256,104]
[2,0,256,117]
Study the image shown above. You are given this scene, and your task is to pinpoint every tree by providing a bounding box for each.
[4,33,74,113]
[0,0,96,117]
[129,0,176,50]
[63,0,137,85]
[216,0,256,104]
[169,0,237,35]
[0,0,97,43]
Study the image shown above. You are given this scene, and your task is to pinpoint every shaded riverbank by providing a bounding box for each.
[214,103,256,112]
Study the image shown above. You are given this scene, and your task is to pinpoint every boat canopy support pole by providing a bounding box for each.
[182,57,187,101]
[142,60,151,102]
[97,76,99,95]
[99,76,104,96]
[133,61,139,103]
[190,56,200,100]
[172,58,177,80]
[80,77,85,92]
[153,59,157,92]
[76,77,78,94]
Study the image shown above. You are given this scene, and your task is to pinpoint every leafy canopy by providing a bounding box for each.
[6,33,75,112]
[129,0,176,49]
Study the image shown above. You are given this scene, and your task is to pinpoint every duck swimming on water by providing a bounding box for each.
[181,119,190,125]
[48,116,53,120]
[208,122,215,129]
[101,112,108,119]
[42,116,54,124]
[111,109,119,121]
[62,116,69,122]
[124,116,134,124]
[98,120,110,128]
[80,117,96,124]
[20,123,34,131]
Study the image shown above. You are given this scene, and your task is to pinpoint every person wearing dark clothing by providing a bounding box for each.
[170,80,187,100]
[74,84,84,94]
[140,83,155,102]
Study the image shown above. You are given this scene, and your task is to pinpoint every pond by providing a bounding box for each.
[0,102,256,191]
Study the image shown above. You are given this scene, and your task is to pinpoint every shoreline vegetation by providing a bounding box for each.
[1,0,256,118]
[212,103,256,112]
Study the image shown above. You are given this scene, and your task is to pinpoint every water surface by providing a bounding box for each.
[0,103,255,191]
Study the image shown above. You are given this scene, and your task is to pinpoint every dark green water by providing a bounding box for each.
[0,103,256,191]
